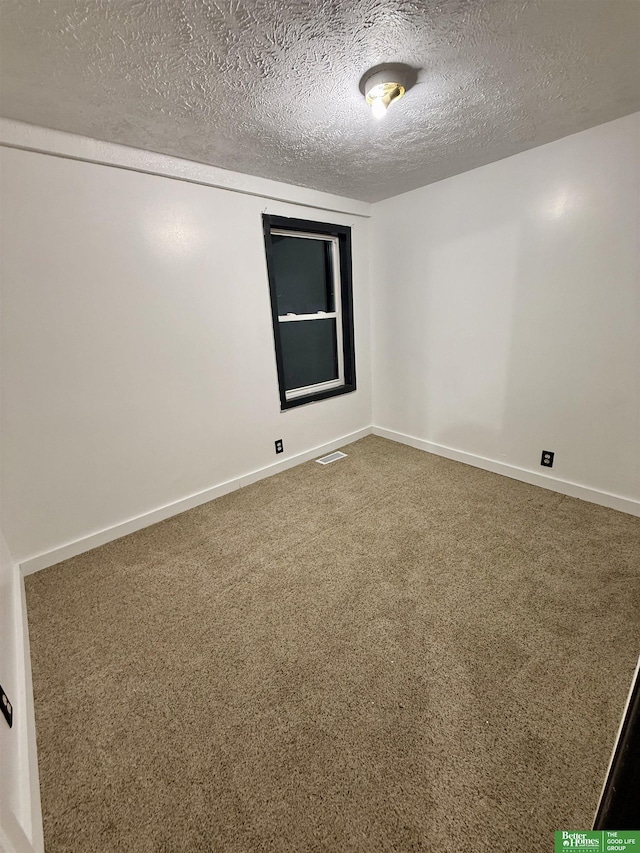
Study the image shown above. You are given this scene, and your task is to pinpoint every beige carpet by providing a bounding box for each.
[25,435,640,852]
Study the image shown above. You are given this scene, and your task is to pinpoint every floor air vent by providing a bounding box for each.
[316,451,347,465]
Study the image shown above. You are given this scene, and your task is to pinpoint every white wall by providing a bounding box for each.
[2,112,639,573]
[0,107,638,853]
[371,113,640,509]
[0,533,43,853]
[0,144,372,567]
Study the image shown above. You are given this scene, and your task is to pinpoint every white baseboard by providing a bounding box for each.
[19,427,372,576]
[0,547,44,853]
[0,813,37,853]
[372,426,640,518]
[17,574,44,853]
[19,423,639,575]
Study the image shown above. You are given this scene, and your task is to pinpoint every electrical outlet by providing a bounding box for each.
[1,684,13,728]
[275,439,284,454]
[541,450,554,468]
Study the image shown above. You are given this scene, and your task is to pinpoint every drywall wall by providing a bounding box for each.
[0,533,43,853]
[371,112,640,510]
[0,143,372,567]
[0,119,371,218]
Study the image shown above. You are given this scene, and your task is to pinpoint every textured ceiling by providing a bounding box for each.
[1,0,639,202]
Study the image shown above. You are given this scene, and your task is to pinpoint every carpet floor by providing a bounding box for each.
[25,435,640,852]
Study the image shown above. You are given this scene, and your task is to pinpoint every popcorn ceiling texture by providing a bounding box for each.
[1,0,639,202]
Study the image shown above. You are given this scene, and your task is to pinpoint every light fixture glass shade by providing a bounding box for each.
[364,73,406,119]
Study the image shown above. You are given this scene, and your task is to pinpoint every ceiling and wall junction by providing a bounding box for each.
[1,0,638,202]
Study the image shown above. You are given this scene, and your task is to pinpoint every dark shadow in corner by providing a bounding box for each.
[594,658,640,831]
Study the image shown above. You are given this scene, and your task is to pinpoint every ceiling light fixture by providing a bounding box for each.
[365,73,405,120]
[361,65,413,120]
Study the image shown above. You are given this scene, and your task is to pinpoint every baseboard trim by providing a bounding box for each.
[18,573,44,853]
[372,426,640,518]
[0,810,37,853]
[18,423,639,574]
[0,554,44,853]
[19,427,372,576]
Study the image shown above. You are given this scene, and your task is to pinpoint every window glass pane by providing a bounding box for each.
[280,318,338,391]
[271,235,334,315]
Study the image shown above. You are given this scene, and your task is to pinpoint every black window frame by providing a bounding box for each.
[262,214,356,411]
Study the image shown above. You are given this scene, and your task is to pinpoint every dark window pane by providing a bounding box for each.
[271,235,334,315]
[280,319,338,391]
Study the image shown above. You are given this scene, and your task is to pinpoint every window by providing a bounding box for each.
[263,215,356,410]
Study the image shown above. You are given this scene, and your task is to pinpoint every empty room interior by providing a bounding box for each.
[1,1,639,851]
